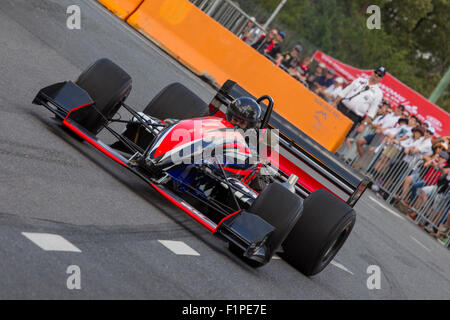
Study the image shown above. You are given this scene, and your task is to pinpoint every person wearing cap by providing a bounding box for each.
[276,44,302,70]
[401,126,425,150]
[333,67,385,134]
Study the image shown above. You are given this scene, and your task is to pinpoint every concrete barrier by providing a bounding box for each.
[122,0,352,151]
[98,0,144,20]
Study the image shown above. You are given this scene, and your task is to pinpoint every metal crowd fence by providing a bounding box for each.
[337,127,450,248]
[189,0,266,42]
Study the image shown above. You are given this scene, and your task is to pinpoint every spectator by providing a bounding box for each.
[402,110,410,119]
[252,29,277,52]
[355,101,395,157]
[289,56,313,83]
[333,67,385,134]
[374,104,404,133]
[371,115,419,176]
[382,117,409,140]
[424,141,448,162]
[240,17,257,42]
[397,126,425,158]
[265,31,285,60]
[398,150,448,203]
[378,126,426,191]
[314,68,335,95]
[306,63,325,89]
[298,56,312,78]
[276,44,302,70]
[431,207,450,245]
[432,135,450,150]
[420,120,430,132]
[385,115,420,145]
[321,77,345,103]
[418,167,450,230]
[403,126,434,158]
[346,104,394,154]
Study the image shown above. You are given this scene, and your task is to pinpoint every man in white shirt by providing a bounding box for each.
[333,67,385,134]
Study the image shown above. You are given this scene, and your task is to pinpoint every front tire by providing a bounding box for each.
[229,182,303,267]
[280,189,356,276]
[75,58,132,134]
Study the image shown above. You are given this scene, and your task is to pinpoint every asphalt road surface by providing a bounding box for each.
[0,0,449,300]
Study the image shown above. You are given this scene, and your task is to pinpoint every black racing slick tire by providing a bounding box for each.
[75,58,132,134]
[229,182,303,267]
[280,189,356,276]
[143,82,208,120]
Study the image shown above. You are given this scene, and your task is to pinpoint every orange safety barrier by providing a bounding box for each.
[98,0,144,20]
[126,0,352,152]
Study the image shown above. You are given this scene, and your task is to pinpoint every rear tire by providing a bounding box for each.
[75,58,132,134]
[114,82,208,152]
[280,189,356,276]
[143,82,208,120]
[229,182,303,267]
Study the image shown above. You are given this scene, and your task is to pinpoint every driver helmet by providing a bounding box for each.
[226,97,262,129]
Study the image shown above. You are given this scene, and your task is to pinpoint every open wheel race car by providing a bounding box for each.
[33,58,369,276]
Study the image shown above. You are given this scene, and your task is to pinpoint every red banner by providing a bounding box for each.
[313,50,450,137]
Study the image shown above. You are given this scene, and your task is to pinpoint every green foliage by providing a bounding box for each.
[234,0,449,111]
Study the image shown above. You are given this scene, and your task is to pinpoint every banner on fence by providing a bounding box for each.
[313,50,450,137]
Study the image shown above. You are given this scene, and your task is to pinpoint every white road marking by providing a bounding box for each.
[158,240,200,256]
[330,260,354,275]
[369,196,406,221]
[22,232,81,252]
[409,236,431,252]
[272,254,281,260]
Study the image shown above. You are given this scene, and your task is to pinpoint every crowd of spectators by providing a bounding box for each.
[340,97,450,243]
[243,27,349,100]
[241,27,449,246]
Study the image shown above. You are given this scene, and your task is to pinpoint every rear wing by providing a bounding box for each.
[209,80,369,207]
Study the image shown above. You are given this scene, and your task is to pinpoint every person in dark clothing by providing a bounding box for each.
[251,29,278,52]
[276,44,302,70]
[265,31,285,59]
[313,68,335,95]
[306,63,325,89]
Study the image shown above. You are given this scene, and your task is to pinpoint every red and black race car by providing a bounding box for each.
[33,58,369,276]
